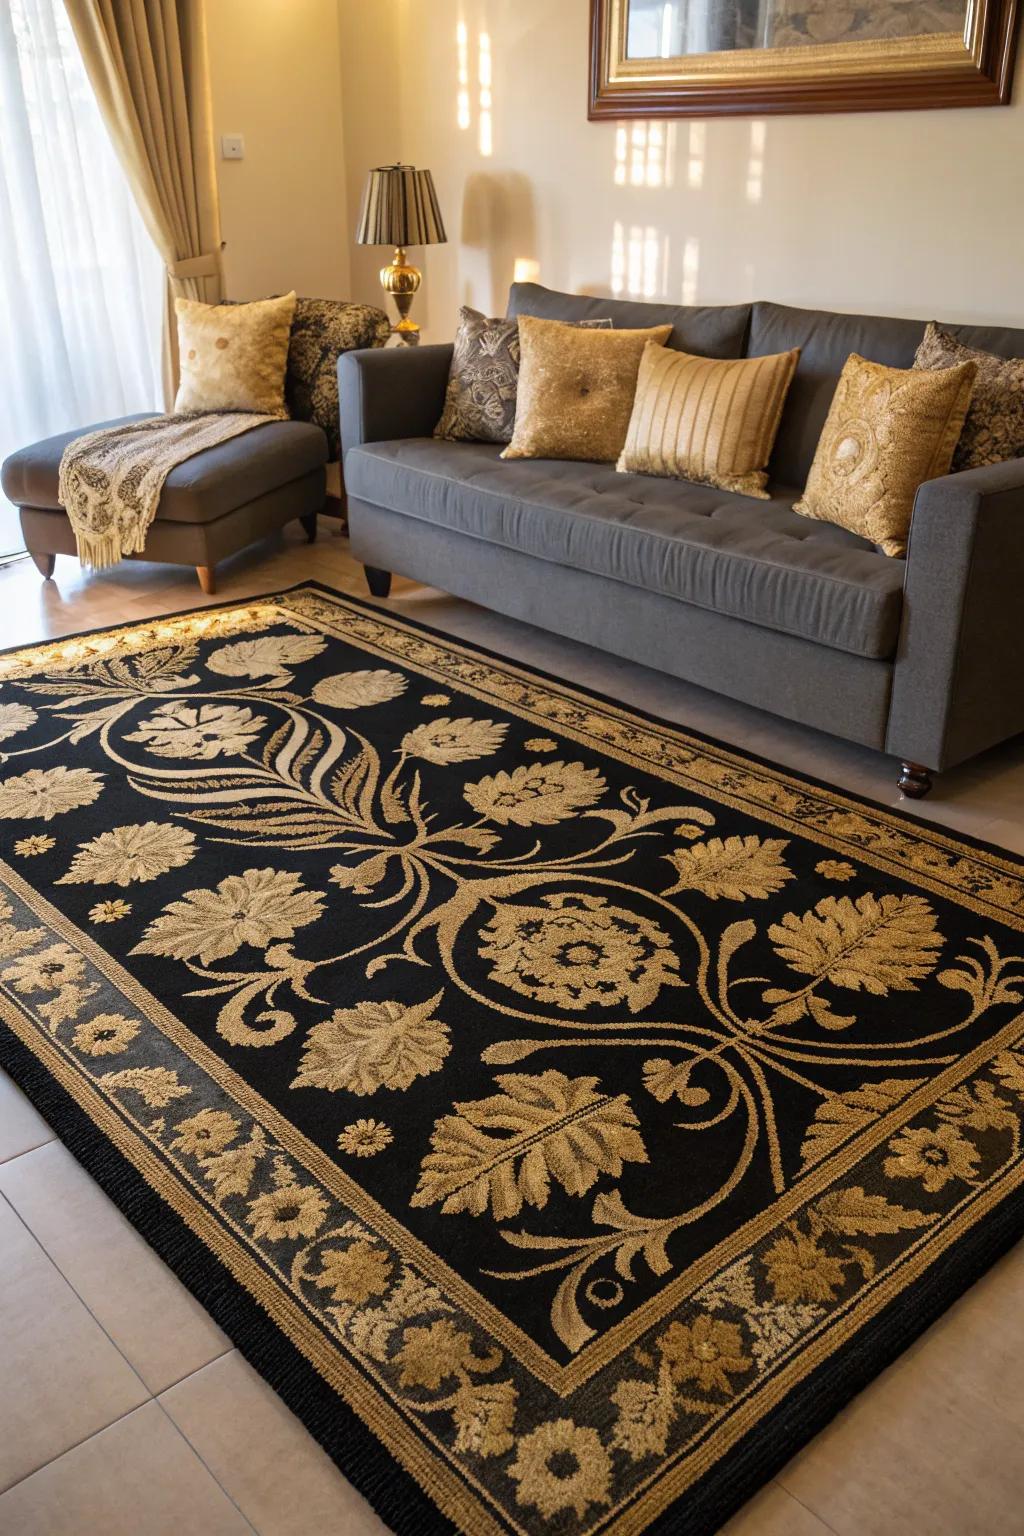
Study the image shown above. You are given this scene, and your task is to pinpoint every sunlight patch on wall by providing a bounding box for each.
[456,20,470,130]
[478,31,493,157]
[611,221,669,299]
[746,121,766,204]
[687,122,705,190]
[513,257,540,283]
[614,126,627,185]
[633,122,658,186]
[613,122,675,189]
[455,19,493,155]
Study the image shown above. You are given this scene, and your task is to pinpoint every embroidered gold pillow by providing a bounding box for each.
[502,316,673,463]
[617,343,800,498]
[913,322,1024,472]
[175,292,297,416]
[794,353,977,557]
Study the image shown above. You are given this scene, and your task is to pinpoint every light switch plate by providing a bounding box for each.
[221,134,245,160]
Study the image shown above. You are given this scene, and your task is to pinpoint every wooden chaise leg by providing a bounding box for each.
[196,565,216,596]
[364,565,392,598]
[898,761,933,799]
[300,510,318,544]
[30,552,55,579]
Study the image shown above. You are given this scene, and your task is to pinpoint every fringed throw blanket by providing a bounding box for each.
[58,412,271,569]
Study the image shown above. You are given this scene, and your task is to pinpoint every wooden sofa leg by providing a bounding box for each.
[30,552,55,579]
[196,565,216,596]
[300,511,318,544]
[364,565,392,598]
[898,761,933,799]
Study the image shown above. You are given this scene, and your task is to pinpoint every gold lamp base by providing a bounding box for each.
[380,246,422,337]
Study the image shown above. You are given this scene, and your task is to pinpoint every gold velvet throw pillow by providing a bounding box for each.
[617,343,800,498]
[794,353,977,557]
[502,316,673,463]
[175,292,297,416]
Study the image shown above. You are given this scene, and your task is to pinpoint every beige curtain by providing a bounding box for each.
[64,0,223,405]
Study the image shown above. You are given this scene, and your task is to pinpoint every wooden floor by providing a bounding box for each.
[1,522,1022,1536]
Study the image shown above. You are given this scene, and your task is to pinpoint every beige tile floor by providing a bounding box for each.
[0,521,1022,1536]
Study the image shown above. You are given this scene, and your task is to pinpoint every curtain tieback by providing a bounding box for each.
[167,252,220,280]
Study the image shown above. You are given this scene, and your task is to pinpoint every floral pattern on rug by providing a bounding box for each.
[1,584,1023,1536]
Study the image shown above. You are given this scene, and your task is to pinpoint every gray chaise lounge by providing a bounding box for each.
[1,296,389,595]
[339,283,1024,797]
[3,415,326,595]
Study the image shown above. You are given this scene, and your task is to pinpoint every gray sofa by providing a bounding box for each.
[339,283,1024,796]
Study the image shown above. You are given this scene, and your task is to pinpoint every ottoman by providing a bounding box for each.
[0,413,328,595]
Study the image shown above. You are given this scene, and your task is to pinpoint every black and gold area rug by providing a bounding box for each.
[2,582,1024,1536]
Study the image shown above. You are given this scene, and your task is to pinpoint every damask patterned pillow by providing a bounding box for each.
[794,353,977,557]
[913,322,1024,472]
[285,298,390,461]
[434,307,612,445]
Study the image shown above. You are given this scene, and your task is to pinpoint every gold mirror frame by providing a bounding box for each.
[589,0,1019,117]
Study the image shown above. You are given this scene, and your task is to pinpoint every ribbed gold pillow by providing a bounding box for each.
[502,316,673,463]
[794,353,978,557]
[175,292,297,416]
[617,343,800,497]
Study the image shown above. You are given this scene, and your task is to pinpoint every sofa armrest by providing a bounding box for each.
[338,344,453,459]
[886,457,1024,770]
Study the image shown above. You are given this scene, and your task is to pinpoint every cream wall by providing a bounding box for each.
[205,0,350,300]
[339,0,1024,339]
[336,1,403,307]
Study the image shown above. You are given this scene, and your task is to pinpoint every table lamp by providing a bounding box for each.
[355,164,447,340]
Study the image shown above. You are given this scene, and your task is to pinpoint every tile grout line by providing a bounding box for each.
[0,1188,151,1395]
[0,1190,259,1532]
[0,1138,236,1391]
[150,1387,263,1536]
[0,1131,57,1166]
[0,1400,150,1502]
[0,1195,151,1498]
[154,1343,236,1397]
[771,1476,846,1536]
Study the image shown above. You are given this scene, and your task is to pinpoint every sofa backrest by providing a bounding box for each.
[746,303,924,488]
[951,320,1024,355]
[747,302,1024,488]
[507,282,751,360]
[506,285,1024,489]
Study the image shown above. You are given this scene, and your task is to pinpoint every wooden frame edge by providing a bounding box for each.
[588,0,1020,118]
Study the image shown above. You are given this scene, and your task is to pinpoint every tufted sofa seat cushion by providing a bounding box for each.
[344,439,905,660]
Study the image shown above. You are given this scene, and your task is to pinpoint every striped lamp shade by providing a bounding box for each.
[355,165,447,247]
